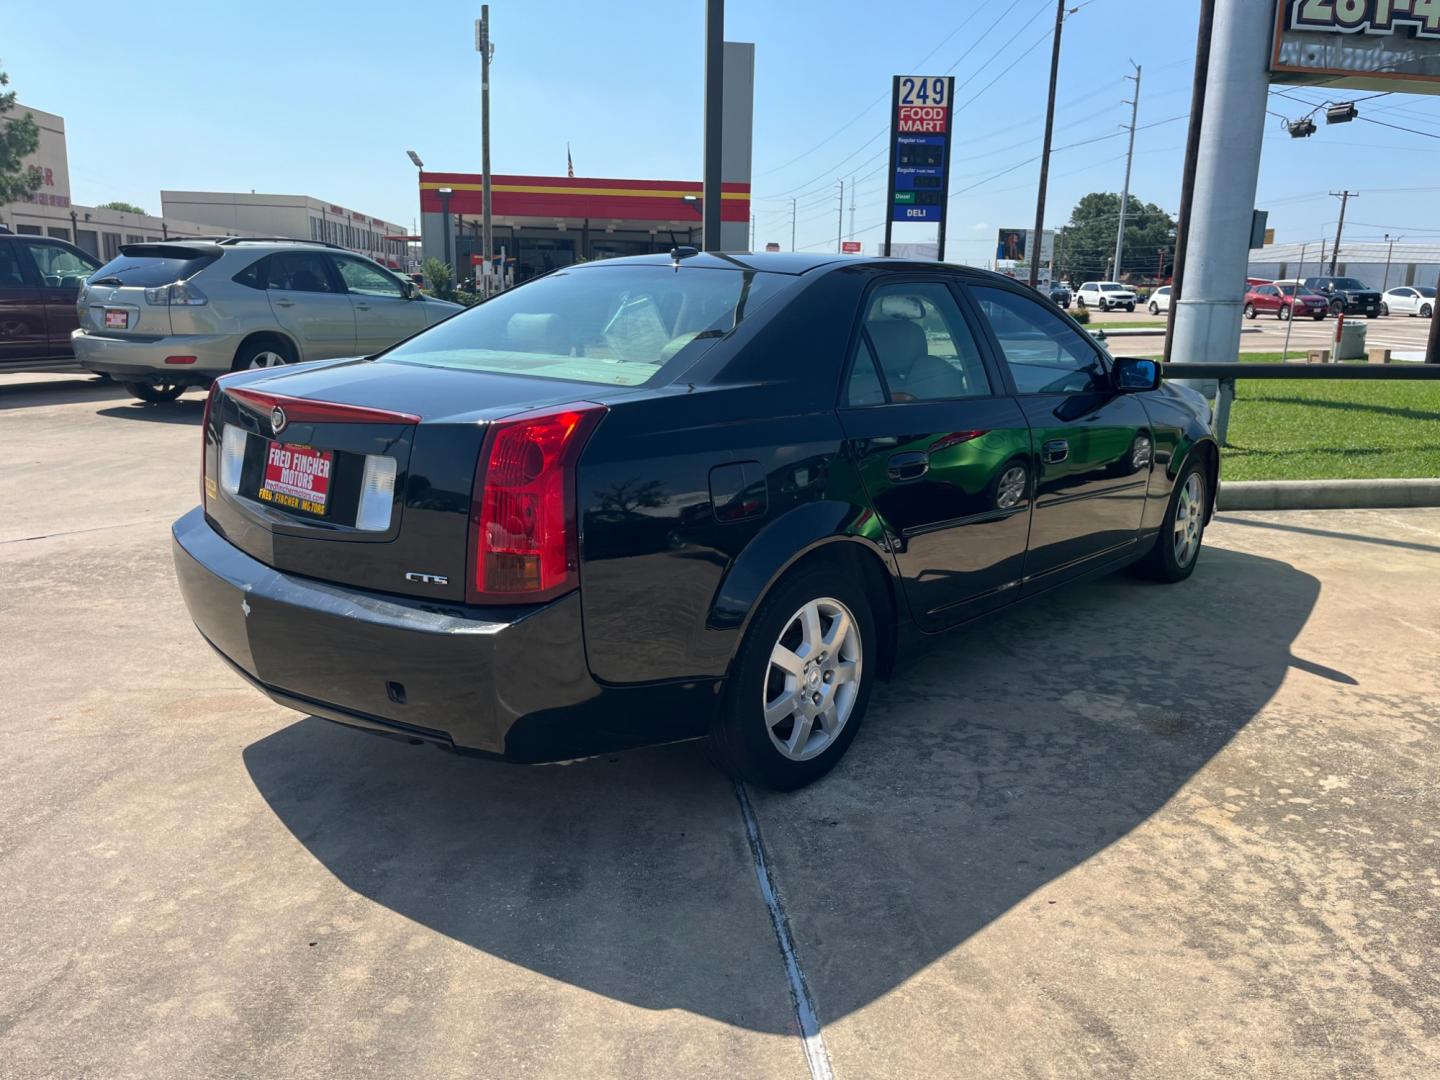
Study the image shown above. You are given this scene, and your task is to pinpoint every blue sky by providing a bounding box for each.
[7,0,1440,262]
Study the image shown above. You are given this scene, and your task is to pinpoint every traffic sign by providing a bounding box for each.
[884,75,956,260]
[841,241,862,254]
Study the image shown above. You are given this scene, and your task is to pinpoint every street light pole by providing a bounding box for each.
[1383,233,1402,291]
[1029,0,1068,288]
[1328,190,1357,275]
[836,179,844,253]
[477,8,495,291]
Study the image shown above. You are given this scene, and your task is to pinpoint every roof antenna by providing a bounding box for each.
[670,245,700,268]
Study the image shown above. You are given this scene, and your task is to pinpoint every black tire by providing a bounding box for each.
[1125,303,1135,313]
[1423,304,1433,319]
[1379,303,1389,317]
[1135,456,1209,584]
[233,336,297,372]
[1076,297,1086,308]
[1330,299,1344,315]
[1278,305,1291,321]
[1148,301,1160,315]
[1312,313,1325,321]
[707,564,877,791]
[122,380,185,403]
[1243,303,1256,320]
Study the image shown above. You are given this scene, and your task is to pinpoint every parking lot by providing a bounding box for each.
[3,373,1439,1079]
[1086,306,1435,358]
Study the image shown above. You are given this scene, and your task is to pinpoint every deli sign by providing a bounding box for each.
[884,75,956,258]
[1273,0,1440,92]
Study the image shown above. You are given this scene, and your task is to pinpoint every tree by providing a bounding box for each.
[0,63,41,206]
[97,200,147,216]
[422,257,455,300]
[1055,192,1176,284]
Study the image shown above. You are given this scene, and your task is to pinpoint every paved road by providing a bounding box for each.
[1084,306,1433,357]
[3,374,1439,1079]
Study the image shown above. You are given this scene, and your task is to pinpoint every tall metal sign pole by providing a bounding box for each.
[476,7,494,287]
[1328,190,1358,274]
[703,0,724,252]
[883,75,955,259]
[1029,0,1067,287]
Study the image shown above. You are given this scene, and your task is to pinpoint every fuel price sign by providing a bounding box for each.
[884,75,956,259]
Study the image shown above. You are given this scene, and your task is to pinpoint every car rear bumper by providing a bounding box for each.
[73,329,236,380]
[171,507,717,761]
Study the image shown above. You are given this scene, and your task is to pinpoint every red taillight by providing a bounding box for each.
[467,403,606,604]
[200,381,220,503]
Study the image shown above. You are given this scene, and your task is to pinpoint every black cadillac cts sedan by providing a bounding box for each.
[174,252,1217,790]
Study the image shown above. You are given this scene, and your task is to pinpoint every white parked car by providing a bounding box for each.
[1380,286,1434,318]
[1147,286,1172,315]
[1076,281,1137,312]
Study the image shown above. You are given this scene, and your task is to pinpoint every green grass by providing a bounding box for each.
[1089,319,1166,330]
[1161,351,1440,481]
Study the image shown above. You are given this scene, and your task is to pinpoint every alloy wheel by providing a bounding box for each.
[251,350,288,369]
[1173,472,1205,569]
[996,465,1027,509]
[763,597,862,762]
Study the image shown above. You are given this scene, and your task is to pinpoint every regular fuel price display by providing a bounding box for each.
[885,75,955,258]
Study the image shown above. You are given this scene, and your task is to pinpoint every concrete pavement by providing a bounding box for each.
[1084,305,1433,357]
[2,373,1438,1078]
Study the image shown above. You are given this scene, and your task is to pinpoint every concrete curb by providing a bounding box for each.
[1218,478,1440,511]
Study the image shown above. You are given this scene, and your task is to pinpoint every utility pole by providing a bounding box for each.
[1029,0,1068,287]
[702,0,725,251]
[1328,190,1357,274]
[1113,62,1142,281]
[790,197,796,252]
[848,174,856,241]
[1383,233,1402,290]
[837,179,844,253]
[476,7,495,291]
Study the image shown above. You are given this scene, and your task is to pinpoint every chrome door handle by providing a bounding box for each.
[274,298,295,308]
[887,451,930,482]
[1042,439,1069,464]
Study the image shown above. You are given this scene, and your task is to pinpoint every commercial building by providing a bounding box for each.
[419,40,754,282]
[0,105,243,256]
[161,192,410,269]
[1248,240,1440,291]
[1,103,409,268]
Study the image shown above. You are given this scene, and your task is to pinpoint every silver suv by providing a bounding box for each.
[73,238,462,401]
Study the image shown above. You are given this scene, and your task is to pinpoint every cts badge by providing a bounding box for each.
[270,405,287,435]
[405,572,449,586]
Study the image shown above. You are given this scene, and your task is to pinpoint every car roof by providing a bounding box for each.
[574,250,1044,286]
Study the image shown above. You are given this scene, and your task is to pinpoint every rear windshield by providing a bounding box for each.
[91,246,220,287]
[382,265,793,386]
[1418,287,1436,298]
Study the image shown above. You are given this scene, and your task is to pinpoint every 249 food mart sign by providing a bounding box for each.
[1273,0,1440,93]
[887,76,955,223]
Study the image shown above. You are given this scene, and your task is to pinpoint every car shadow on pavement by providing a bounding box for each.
[243,546,1320,1033]
[0,375,131,411]
[96,399,206,424]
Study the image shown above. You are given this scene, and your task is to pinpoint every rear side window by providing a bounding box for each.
[383,265,791,387]
[91,246,219,287]
[857,282,991,402]
[266,252,337,293]
[0,243,28,288]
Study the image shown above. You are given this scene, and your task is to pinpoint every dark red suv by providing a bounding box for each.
[1243,283,1328,322]
[0,230,102,374]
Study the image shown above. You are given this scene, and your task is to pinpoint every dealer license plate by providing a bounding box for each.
[104,309,129,330]
[258,442,334,516]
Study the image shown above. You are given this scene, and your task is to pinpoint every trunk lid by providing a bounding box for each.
[81,244,220,338]
[203,358,636,603]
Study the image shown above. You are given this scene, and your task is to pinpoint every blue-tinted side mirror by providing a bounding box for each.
[1114,357,1161,392]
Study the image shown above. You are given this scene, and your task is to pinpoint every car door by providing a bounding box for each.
[263,251,356,359]
[966,283,1151,592]
[0,240,49,366]
[20,239,100,355]
[837,279,1033,631]
[1391,288,1416,315]
[330,254,426,353]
